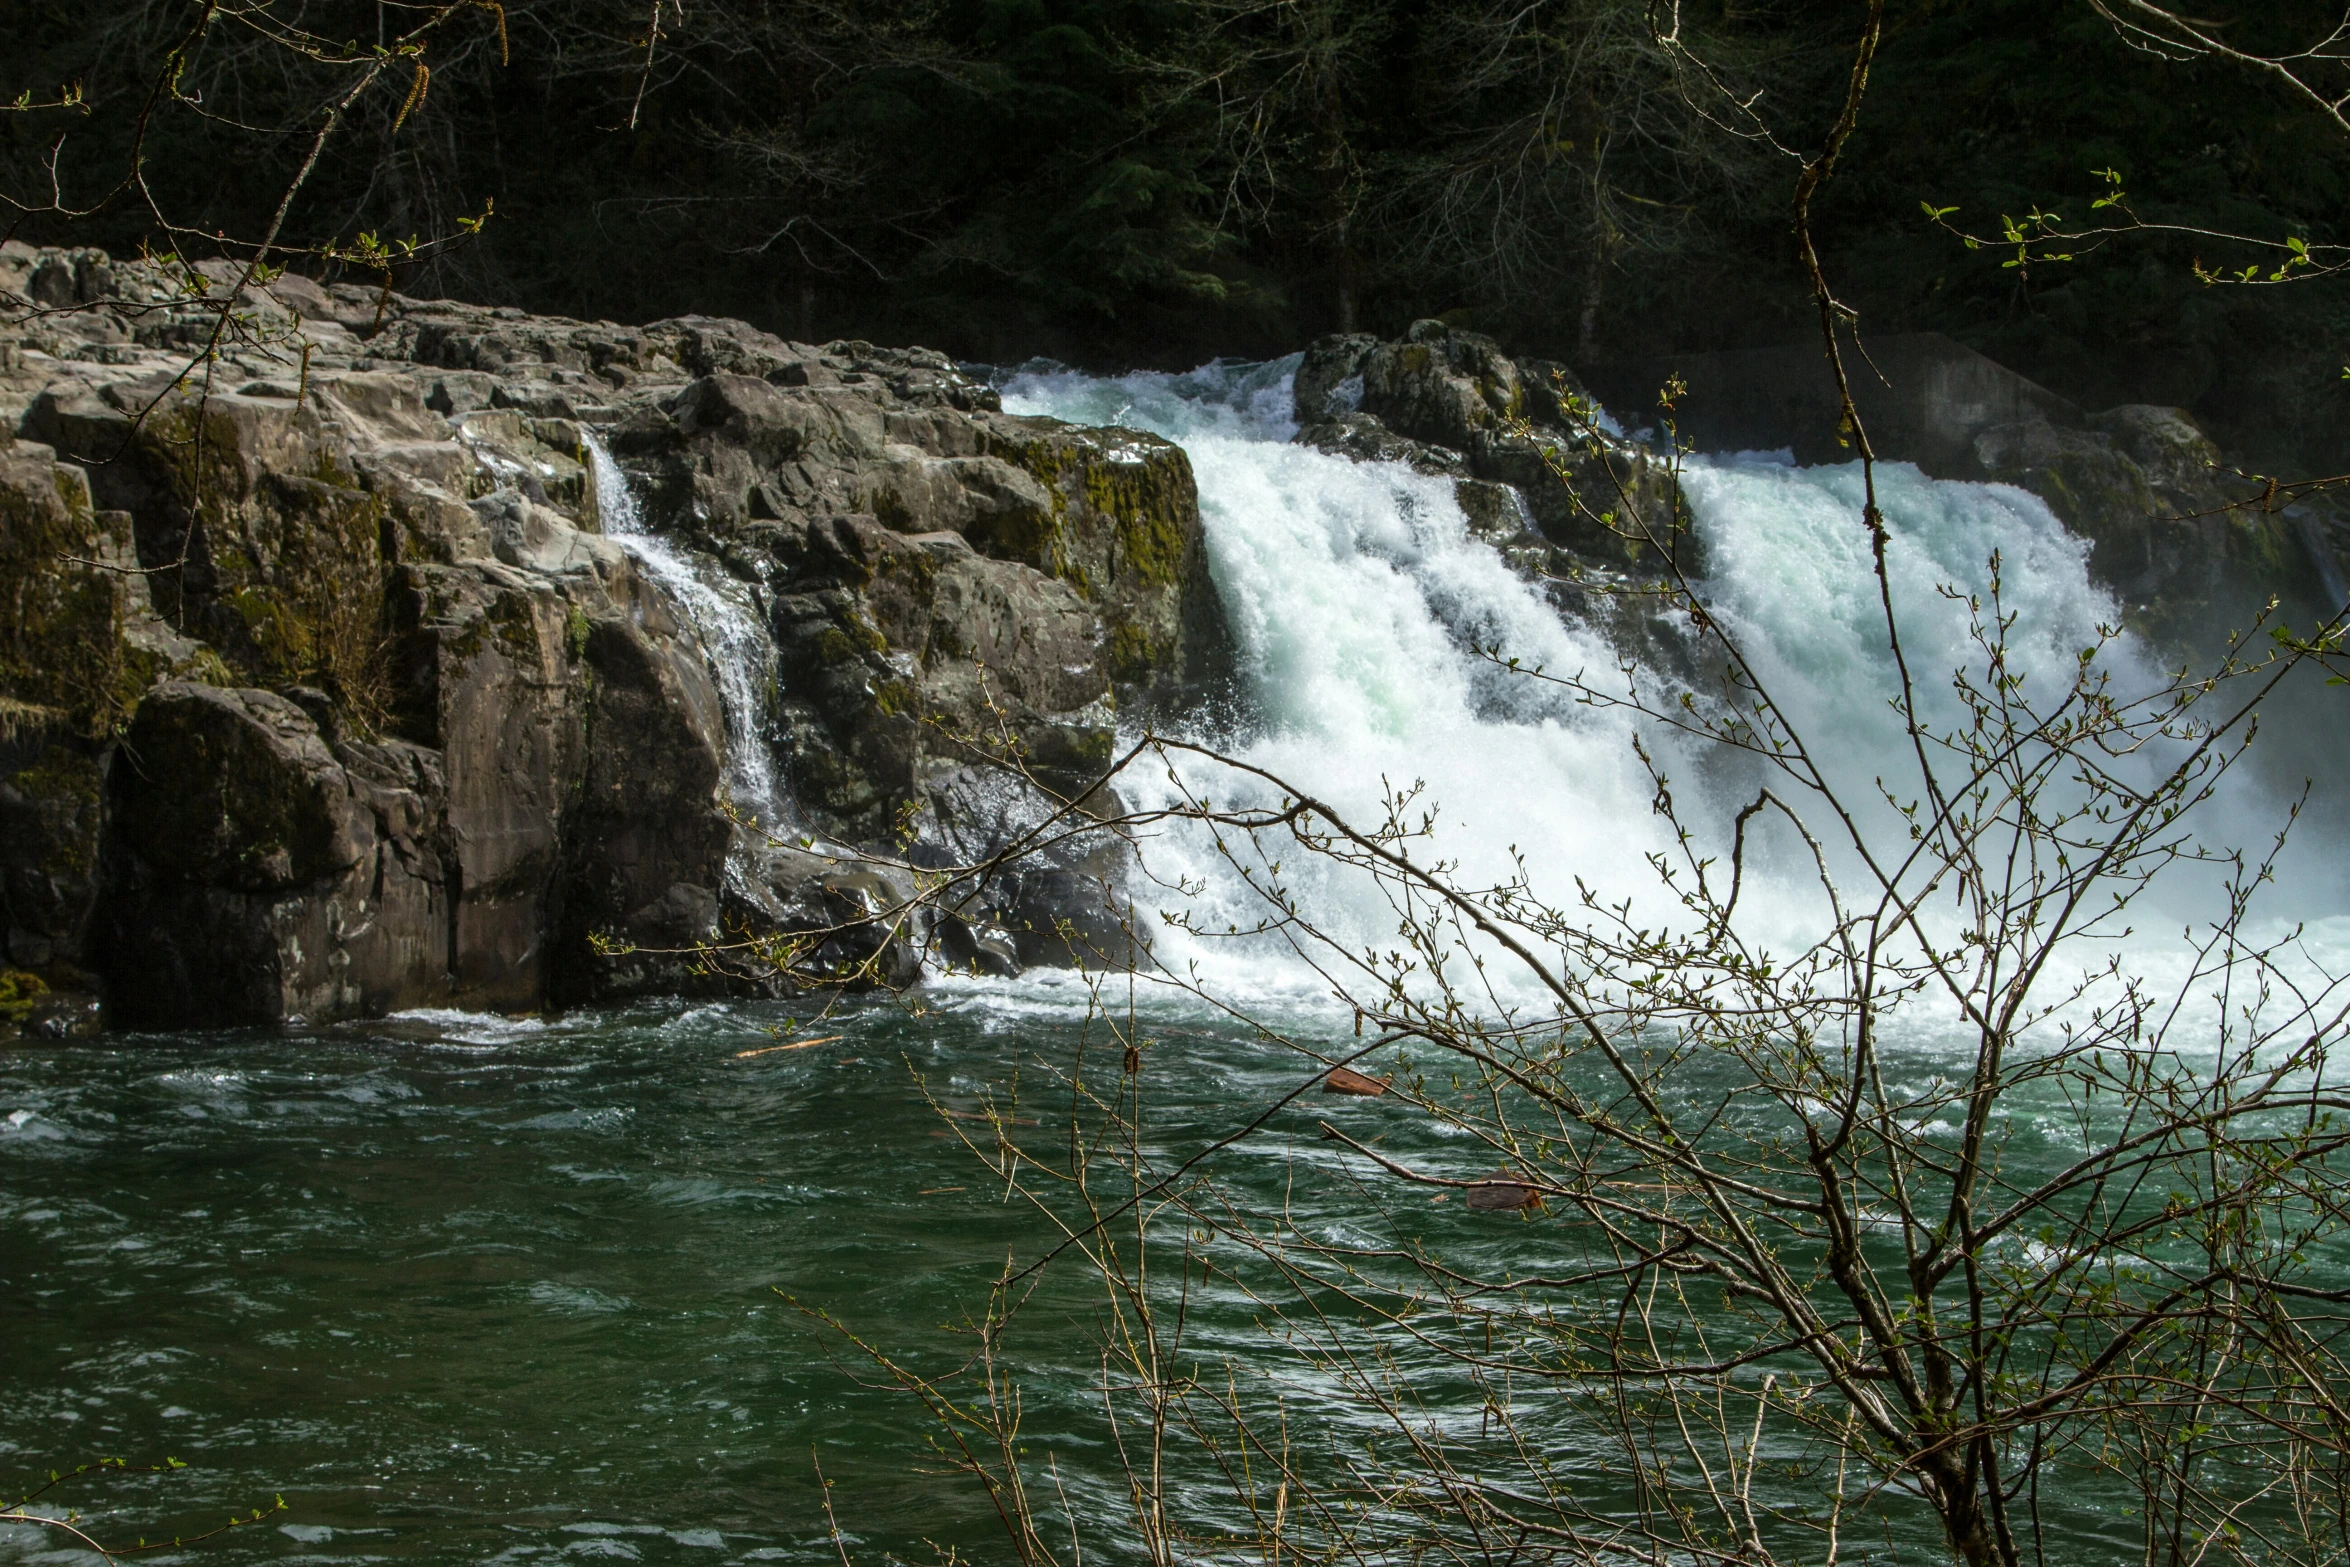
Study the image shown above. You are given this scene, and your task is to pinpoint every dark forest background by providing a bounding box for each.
[6,0,2350,471]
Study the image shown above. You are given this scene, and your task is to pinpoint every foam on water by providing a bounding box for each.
[1005,359,2340,1014]
[1007,363,1670,1005]
[1683,451,2159,813]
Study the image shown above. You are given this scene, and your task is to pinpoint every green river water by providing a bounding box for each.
[13,983,1678,1566]
[0,980,2186,1567]
[7,357,2336,1564]
[2,991,1188,1565]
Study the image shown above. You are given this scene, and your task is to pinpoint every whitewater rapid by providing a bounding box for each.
[1001,358,2340,1013]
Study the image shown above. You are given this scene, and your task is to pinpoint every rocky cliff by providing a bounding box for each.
[0,246,1222,1033]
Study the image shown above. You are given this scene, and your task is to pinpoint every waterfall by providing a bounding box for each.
[570,360,2332,1006]
[583,430,787,829]
[1001,360,2334,1006]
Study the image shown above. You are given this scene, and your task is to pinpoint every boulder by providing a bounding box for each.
[104,683,450,1027]
[1971,406,2321,645]
[549,612,735,1005]
[1296,322,1691,575]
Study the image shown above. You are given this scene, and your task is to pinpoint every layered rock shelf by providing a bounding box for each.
[0,247,1220,1031]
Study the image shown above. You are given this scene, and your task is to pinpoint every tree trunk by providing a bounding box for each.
[1334,213,1358,333]
[1929,1458,2014,1567]
[1306,1,1356,335]
[1576,243,1604,362]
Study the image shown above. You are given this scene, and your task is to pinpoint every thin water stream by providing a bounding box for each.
[586,434,787,831]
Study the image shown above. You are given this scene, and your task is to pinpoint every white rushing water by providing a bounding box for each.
[579,359,2335,1018]
[1004,361,1670,1000]
[1001,359,2336,1011]
[584,431,788,828]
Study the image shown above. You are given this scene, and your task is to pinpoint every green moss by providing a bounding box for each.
[871,679,918,718]
[2228,513,2298,585]
[565,604,592,661]
[813,616,888,666]
[231,586,313,674]
[144,404,248,548]
[990,438,1080,575]
[0,968,48,1022]
[488,591,543,659]
[141,403,392,719]
[1084,454,1191,589]
[8,748,102,879]
[871,485,914,532]
[183,647,239,687]
[1106,621,1158,686]
[874,545,940,594]
[115,642,168,717]
[0,453,127,736]
[989,431,1197,604]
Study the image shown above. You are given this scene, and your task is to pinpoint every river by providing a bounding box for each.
[6,356,2344,1565]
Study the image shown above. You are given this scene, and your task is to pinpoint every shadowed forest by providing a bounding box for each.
[7,0,2350,473]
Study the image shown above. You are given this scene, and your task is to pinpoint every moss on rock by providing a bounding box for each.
[0,968,48,1022]
[0,445,129,738]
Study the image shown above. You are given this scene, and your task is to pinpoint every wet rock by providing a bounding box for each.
[1296,322,1690,577]
[23,987,103,1040]
[1970,406,2320,645]
[719,841,927,991]
[934,910,1022,978]
[0,245,1207,1027]
[1005,868,1144,971]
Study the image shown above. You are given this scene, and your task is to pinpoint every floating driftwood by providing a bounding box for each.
[1466,1178,1542,1212]
[734,1035,845,1058]
[1323,1066,1391,1097]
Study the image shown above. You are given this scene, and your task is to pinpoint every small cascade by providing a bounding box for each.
[583,430,789,829]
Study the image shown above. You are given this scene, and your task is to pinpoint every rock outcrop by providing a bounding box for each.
[1295,321,1691,577]
[1582,333,2342,649]
[1294,321,2344,686]
[0,245,1217,1030]
[1290,322,1706,679]
[1968,404,2335,642]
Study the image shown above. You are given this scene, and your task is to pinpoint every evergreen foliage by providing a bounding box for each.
[3,1,2346,463]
